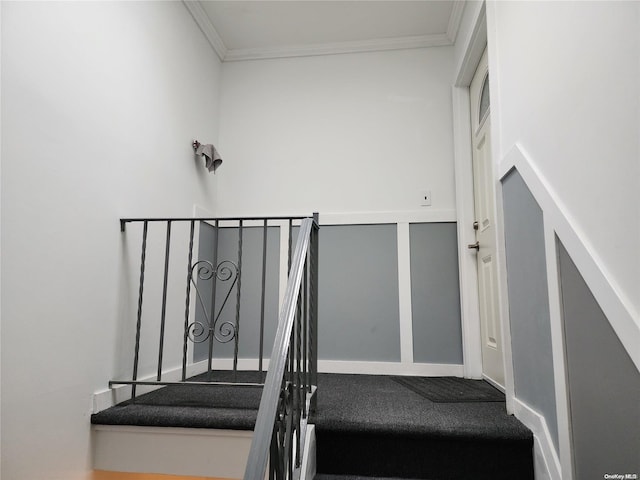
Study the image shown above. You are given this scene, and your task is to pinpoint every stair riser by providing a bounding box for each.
[315,432,534,480]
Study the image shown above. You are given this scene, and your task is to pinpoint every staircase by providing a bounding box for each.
[92,371,534,480]
[94,214,534,479]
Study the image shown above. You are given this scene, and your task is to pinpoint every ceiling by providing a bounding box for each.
[184,1,466,62]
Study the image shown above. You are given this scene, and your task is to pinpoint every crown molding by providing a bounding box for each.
[182,0,227,62]
[446,0,466,44]
[223,33,452,62]
[184,0,461,63]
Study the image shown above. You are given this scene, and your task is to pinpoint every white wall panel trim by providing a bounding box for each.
[319,210,456,226]
[544,219,575,480]
[397,222,415,364]
[318,360,463,377]
[499,144,640,372]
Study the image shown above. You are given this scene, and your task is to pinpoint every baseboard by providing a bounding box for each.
[482,373,505,393]
[513,398,561,480]
[318,360,464,377]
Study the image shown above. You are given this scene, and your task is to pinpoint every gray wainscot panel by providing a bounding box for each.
[318,224,401,362]
[409,222,463,364]
[558,240,640,478]
[194,223,280,363]
[502,168,559,450]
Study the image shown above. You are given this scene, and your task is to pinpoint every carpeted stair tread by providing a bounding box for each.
[311,373,530,440]
[312,373,534,480]
[91,403,258,430]
[91,370,263,430]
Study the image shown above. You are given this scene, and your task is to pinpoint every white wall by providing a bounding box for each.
[216,47,455,217]
[489,1,640,316]
[1,2,221,479]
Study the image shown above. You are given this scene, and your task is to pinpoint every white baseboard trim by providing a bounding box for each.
[482,373,505,393]
[513,398,562,480]
[318,360,464,377]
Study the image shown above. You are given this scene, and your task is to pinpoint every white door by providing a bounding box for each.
[469,48,504,387]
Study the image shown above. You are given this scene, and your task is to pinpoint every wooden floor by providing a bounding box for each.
[92,471,236,480]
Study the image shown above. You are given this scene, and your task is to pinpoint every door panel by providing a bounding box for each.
[470,48,504,387]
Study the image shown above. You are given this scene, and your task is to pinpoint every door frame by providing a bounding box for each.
[451,2,516,411]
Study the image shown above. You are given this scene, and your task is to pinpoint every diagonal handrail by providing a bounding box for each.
[244,217,317,480]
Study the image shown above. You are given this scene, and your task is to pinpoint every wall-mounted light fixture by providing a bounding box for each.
[192,140,222,173]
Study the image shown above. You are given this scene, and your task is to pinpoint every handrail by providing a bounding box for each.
[120,216,310,232]
[243,216,318,480]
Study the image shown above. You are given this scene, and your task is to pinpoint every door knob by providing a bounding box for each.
[468,241,480,251]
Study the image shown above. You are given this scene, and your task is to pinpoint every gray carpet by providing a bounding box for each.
[91,370,264,430]
[91,371,534,478]
[312,373,529,440]
[92,371,530,440]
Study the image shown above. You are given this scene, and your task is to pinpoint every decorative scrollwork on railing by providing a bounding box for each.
[270,381,295,480]
[188,259,239,344]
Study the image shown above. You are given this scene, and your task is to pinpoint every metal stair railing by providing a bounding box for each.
[109,214,316,398]
[244,214,319,480]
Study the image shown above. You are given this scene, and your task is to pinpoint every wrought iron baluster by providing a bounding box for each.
[303,258,309,401]
[157,220,172,381]
[182,220,195,381]
[269,428,278,480]
[286,380,294,480]
[288,219,293,274]
[288,330,294,389]
[277,385,287,480]
[233,220,244,378]
[310,218,319,411]
[131,221,148,399]
[208,220,220,378]
[259,219,268,374]
[295,287,302,467]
